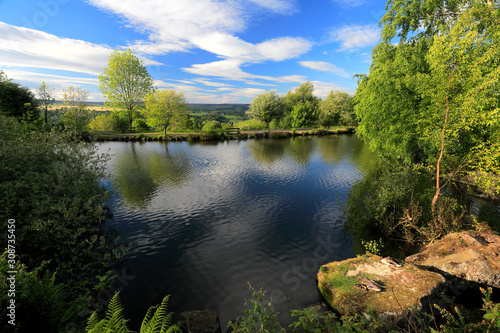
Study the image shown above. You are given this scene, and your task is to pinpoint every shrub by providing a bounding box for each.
[202,120,223,132]
[89,114,114,132]
[132,118,149,132]
[235,119,266,131]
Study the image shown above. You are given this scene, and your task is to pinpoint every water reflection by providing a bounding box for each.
[110,142,191,208]
[98,135,379,329]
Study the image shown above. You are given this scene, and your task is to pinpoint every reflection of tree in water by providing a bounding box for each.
[249,137,315,166]
[317,135,379,173]
[111,143,191,208]
[249,139,285,165]
[283,136,314,166]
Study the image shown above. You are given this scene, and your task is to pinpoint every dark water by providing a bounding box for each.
[97,135,378,329]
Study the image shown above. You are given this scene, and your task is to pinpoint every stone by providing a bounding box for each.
[179,309,222,333]
[406,231,500,288]
[317,254,445,324]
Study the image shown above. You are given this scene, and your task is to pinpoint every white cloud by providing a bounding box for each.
[193,78,233,87]
[330,0,366,8]
[247,0,297,14]
[0,22,162,76]
[330,25,380,51]
[311,81,355,98]
[299,61,350,78]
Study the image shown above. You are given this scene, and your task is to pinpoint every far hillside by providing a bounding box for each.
[48,103,250,124]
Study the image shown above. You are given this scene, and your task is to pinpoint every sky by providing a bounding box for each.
[0,0,388,104]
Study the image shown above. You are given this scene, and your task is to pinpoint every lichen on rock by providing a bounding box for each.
[406,231,500,288]
[317,254,445,323]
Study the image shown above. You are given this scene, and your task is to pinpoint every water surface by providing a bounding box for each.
[98,135,378,328]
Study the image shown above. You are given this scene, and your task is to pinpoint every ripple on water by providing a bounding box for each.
[97,136,378,329]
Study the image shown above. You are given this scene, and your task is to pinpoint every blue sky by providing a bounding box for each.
[0,0,387,103]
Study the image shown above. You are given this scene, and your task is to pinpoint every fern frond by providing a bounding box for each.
[140,295,179,333]
[86,312,100,331]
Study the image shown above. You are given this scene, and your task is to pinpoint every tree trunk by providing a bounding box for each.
[431,65,454,213]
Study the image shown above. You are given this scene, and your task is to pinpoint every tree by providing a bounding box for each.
[320,90,355,126]
[0,72,39,120]
[247,90,285,128]
[62,86,90,135]
[37,81,55,125]
[355,1,500,208]
[144,89,189,136]
[285,82,320,128]
[98,49,154,128]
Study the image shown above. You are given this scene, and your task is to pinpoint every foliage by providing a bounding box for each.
[355,2,500,202]
[248,90,286,128]
[86,292,181,333]
[89,114,115,132]
[98,49,154,127]
[431,287,500,333]
[132,118,150,132]
[289,307,396,333]
[0,71,40,120]
[144,89,189,136]
[319,90,356,127]
[0,252,75,333]
[202,120,223,133]
[62,85,91,136]
[235,119,267,131]
[0,116,121,317]
[285,82,320,128]
[227,284,284,333]
[361,238,384,256]
[37,81,55,125]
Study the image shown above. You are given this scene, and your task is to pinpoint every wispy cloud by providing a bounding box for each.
[299,61,350,78]
[329,25,380,51]
[311,80,355,98]
[330,0,366,8]
[0,22,161,76]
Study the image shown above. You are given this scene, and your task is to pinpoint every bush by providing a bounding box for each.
[202,120,222,132]
[235,119,266,131]
[0,116,121,331]
[89,114,114,132]
[132,118,149,132]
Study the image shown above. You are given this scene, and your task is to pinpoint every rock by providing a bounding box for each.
[406,231,500,288]
[179,310,221,333]
[317,254,445,324]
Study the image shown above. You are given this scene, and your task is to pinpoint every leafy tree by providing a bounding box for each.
[98,49,154,128]
[37,81,55,125]
[320,90,355,127]
[0,71,39,120]
[247,90,286,128]
[62,85,91,135]
[356,2,500,208]
[144,89,188,135]
[285,82,320,128]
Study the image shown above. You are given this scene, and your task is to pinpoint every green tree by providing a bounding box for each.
[285,82,320,128]
[98,49,154,128]
[355,1,500,209]
[247,90,285,128]
[37,81,55,125]
[144,89,189,135]
[320,90,355,126]
[62,86,91,135]
[0,72,39,120]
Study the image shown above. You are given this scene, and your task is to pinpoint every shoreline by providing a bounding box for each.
[89,127,356,142]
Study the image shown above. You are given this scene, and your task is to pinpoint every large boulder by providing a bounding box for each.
[317,254,445,324]
[406,231,500,288]
[179,309,222,333]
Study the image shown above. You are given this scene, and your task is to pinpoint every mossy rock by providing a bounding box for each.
[317,254,445,321]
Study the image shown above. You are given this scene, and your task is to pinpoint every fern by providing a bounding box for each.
[86,293,180,333]
[86,292,129,333]
[141,295,181,333]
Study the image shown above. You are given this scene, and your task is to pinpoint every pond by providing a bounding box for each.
[97,135,379,328]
